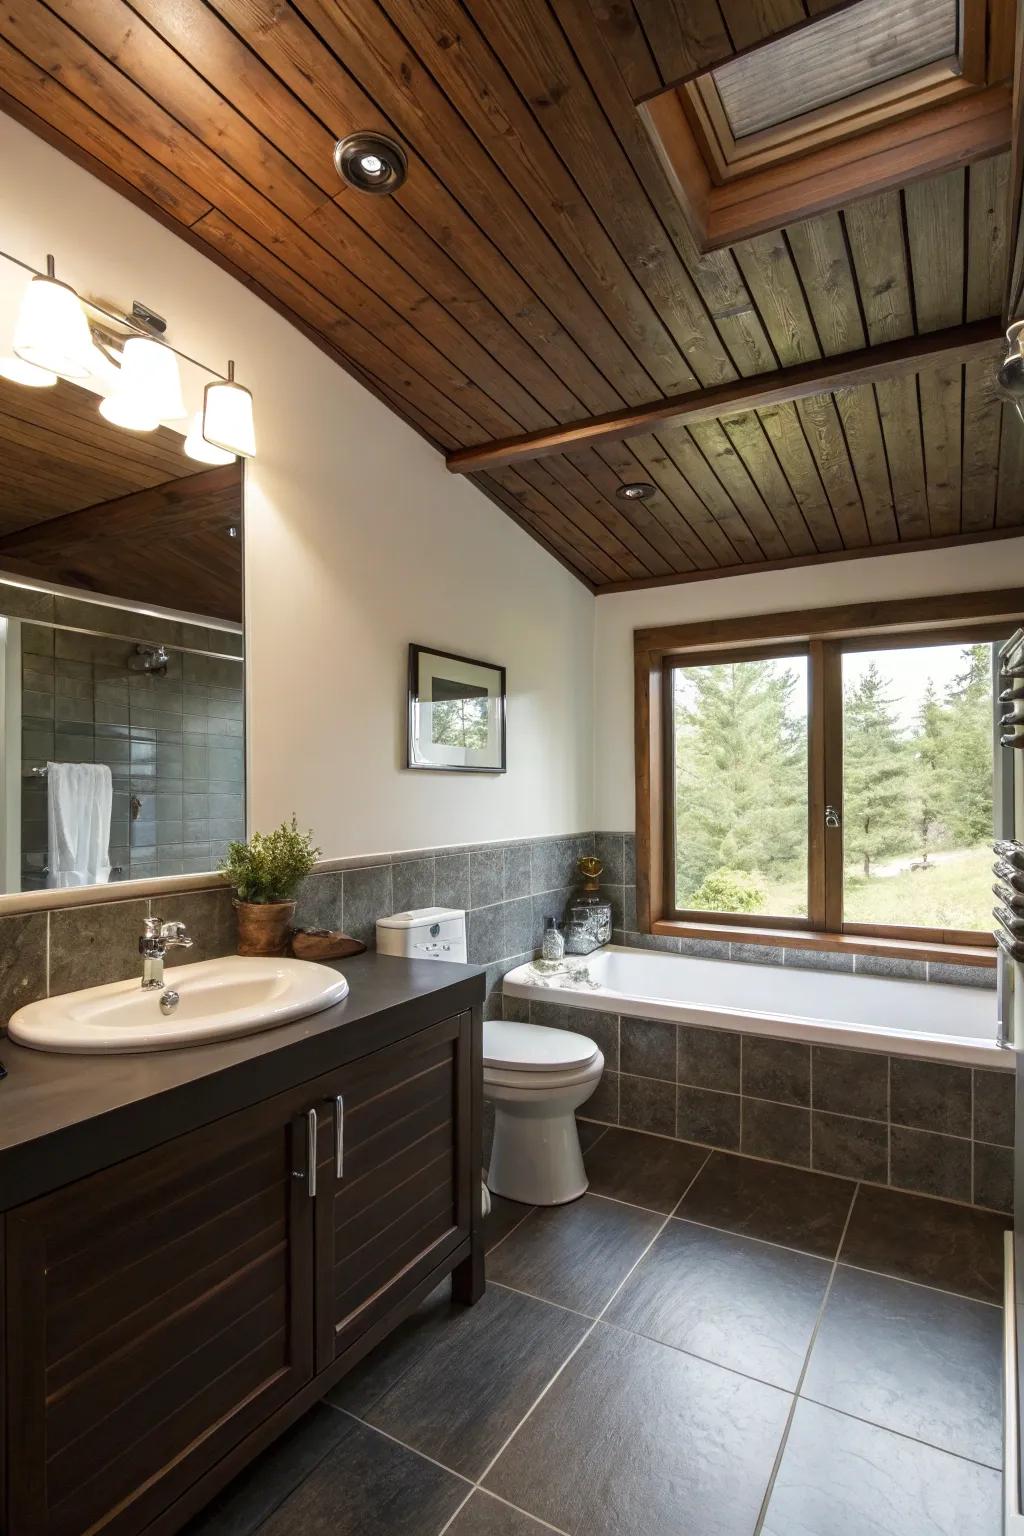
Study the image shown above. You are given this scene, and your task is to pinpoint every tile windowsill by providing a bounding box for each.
[652,921,996,970]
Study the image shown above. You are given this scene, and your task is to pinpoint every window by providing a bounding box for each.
[708,0,958,149]
[672,650,808,919]
[637,0,1008,253]
[840,642,993,933]
[636,592,1019,956]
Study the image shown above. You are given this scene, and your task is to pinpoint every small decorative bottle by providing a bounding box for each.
[541,916,565,964]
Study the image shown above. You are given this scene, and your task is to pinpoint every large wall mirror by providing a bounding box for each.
[0,252,245,898]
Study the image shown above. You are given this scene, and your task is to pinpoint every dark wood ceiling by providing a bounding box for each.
[1,0,1022,591]
[0,375,202,533]
[0,375,243,618]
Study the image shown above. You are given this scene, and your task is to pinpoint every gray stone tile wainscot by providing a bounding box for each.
[0,832,593,1036]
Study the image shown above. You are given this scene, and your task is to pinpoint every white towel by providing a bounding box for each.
[46,762,113,888]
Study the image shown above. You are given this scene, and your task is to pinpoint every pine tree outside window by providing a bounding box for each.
[665,632,999,943]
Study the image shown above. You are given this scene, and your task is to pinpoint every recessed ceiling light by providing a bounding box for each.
[616,482,656,501]
[334,132,408,195]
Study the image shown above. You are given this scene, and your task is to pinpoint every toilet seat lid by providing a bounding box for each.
[483,1018,599,1073]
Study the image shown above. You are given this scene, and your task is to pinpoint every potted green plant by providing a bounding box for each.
[220,816,320,957]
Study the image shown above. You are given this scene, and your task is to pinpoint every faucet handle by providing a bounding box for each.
[159,919,194,950]
[141,916,161,940]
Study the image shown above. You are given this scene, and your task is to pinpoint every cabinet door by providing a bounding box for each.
[5,1086,318,1536]
[315,1012,473,1367]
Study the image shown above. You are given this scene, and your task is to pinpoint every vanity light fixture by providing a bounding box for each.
[184,409,236,465]
[98,391,160,432]
[1000,321,1024,397]
[616,482,656,501]
[0,355,57,388]
[333,132,408,195]
[12,254,94,379]
[99,334,187,432]
[202,360,256,459]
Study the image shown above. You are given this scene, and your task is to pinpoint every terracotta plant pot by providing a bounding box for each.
[234,898,296,957]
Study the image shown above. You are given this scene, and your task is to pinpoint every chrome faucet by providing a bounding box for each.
[139,917,193,993]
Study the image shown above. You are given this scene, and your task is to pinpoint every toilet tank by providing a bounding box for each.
[376,906,467,963]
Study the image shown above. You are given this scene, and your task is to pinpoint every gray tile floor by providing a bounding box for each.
[186,1126,1010,1536]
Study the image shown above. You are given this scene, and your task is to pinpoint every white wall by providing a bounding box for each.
[0,116,595,857]
[594,540,1024,829]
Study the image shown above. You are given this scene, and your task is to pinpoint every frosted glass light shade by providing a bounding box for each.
[184,410,235,465]
[0,355,57,388]
[118,336,187,421]
[203,364,255,458]
[98,335,187,432]
[13,271,94,379]
[98,391,160,432]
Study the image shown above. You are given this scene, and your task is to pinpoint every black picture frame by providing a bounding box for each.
[406,644,507,773]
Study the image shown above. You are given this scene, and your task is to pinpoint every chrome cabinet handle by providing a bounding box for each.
[306,1107,318,1198]
[335,1094,344,1179]
[825,804,841,829]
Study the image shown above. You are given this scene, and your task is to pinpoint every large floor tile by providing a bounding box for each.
[762,1399,1001,1536]
[677,1152,855,1258]
[485,1322,790,1536]
[606,1219,831,1390]
[446,1491,566,1534]
[181,1405,350,1536]
[840,1184,1008,1303]
[363,1283,589,1479]
[486,1194,535,1253]
[801,1266,1002,1467]
[326,1283,464,1416]
[257,1416,468,1536]
[582,1127,708,1214]
[487,1194,662,1314]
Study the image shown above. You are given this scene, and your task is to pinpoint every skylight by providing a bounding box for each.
[711,0,958,139]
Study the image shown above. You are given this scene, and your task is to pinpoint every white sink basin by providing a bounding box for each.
[8,954,350,1054]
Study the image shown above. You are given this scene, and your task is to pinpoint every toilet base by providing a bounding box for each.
[487,1100,589,1206]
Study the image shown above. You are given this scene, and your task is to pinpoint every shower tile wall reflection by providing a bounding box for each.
[21,620,244,886]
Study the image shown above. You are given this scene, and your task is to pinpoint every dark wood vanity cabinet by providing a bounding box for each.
[1,1006,480,1536]
[314,1013,474,1370]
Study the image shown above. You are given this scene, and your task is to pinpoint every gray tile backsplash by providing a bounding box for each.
[292,832,596,1020]
[0,886,240,1022]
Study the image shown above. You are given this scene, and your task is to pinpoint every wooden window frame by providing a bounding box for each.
[635,589,1024,967]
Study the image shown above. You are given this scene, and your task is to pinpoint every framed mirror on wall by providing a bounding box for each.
[0,250,245,900]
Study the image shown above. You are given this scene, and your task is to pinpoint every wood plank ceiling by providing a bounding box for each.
[0,0,1021,591]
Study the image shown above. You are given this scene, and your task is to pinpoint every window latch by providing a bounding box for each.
[825,805,841,830]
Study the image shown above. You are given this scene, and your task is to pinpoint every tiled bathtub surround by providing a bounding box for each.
[595,831,996,992]
[512,998,1014,1214]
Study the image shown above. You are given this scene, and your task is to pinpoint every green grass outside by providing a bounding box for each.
[756,844,993,932]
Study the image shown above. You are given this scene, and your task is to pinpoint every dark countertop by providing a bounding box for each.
[0,952,485,1210]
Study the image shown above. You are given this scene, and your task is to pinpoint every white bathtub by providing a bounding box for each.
[503,944,1007,1069]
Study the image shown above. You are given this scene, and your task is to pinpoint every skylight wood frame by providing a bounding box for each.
[639,0,1013,253]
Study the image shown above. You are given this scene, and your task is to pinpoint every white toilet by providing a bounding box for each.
[375,906,604,1206]
[484,1019,604,1206]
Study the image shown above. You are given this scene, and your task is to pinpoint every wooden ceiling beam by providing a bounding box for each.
[446,317,1004,474]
